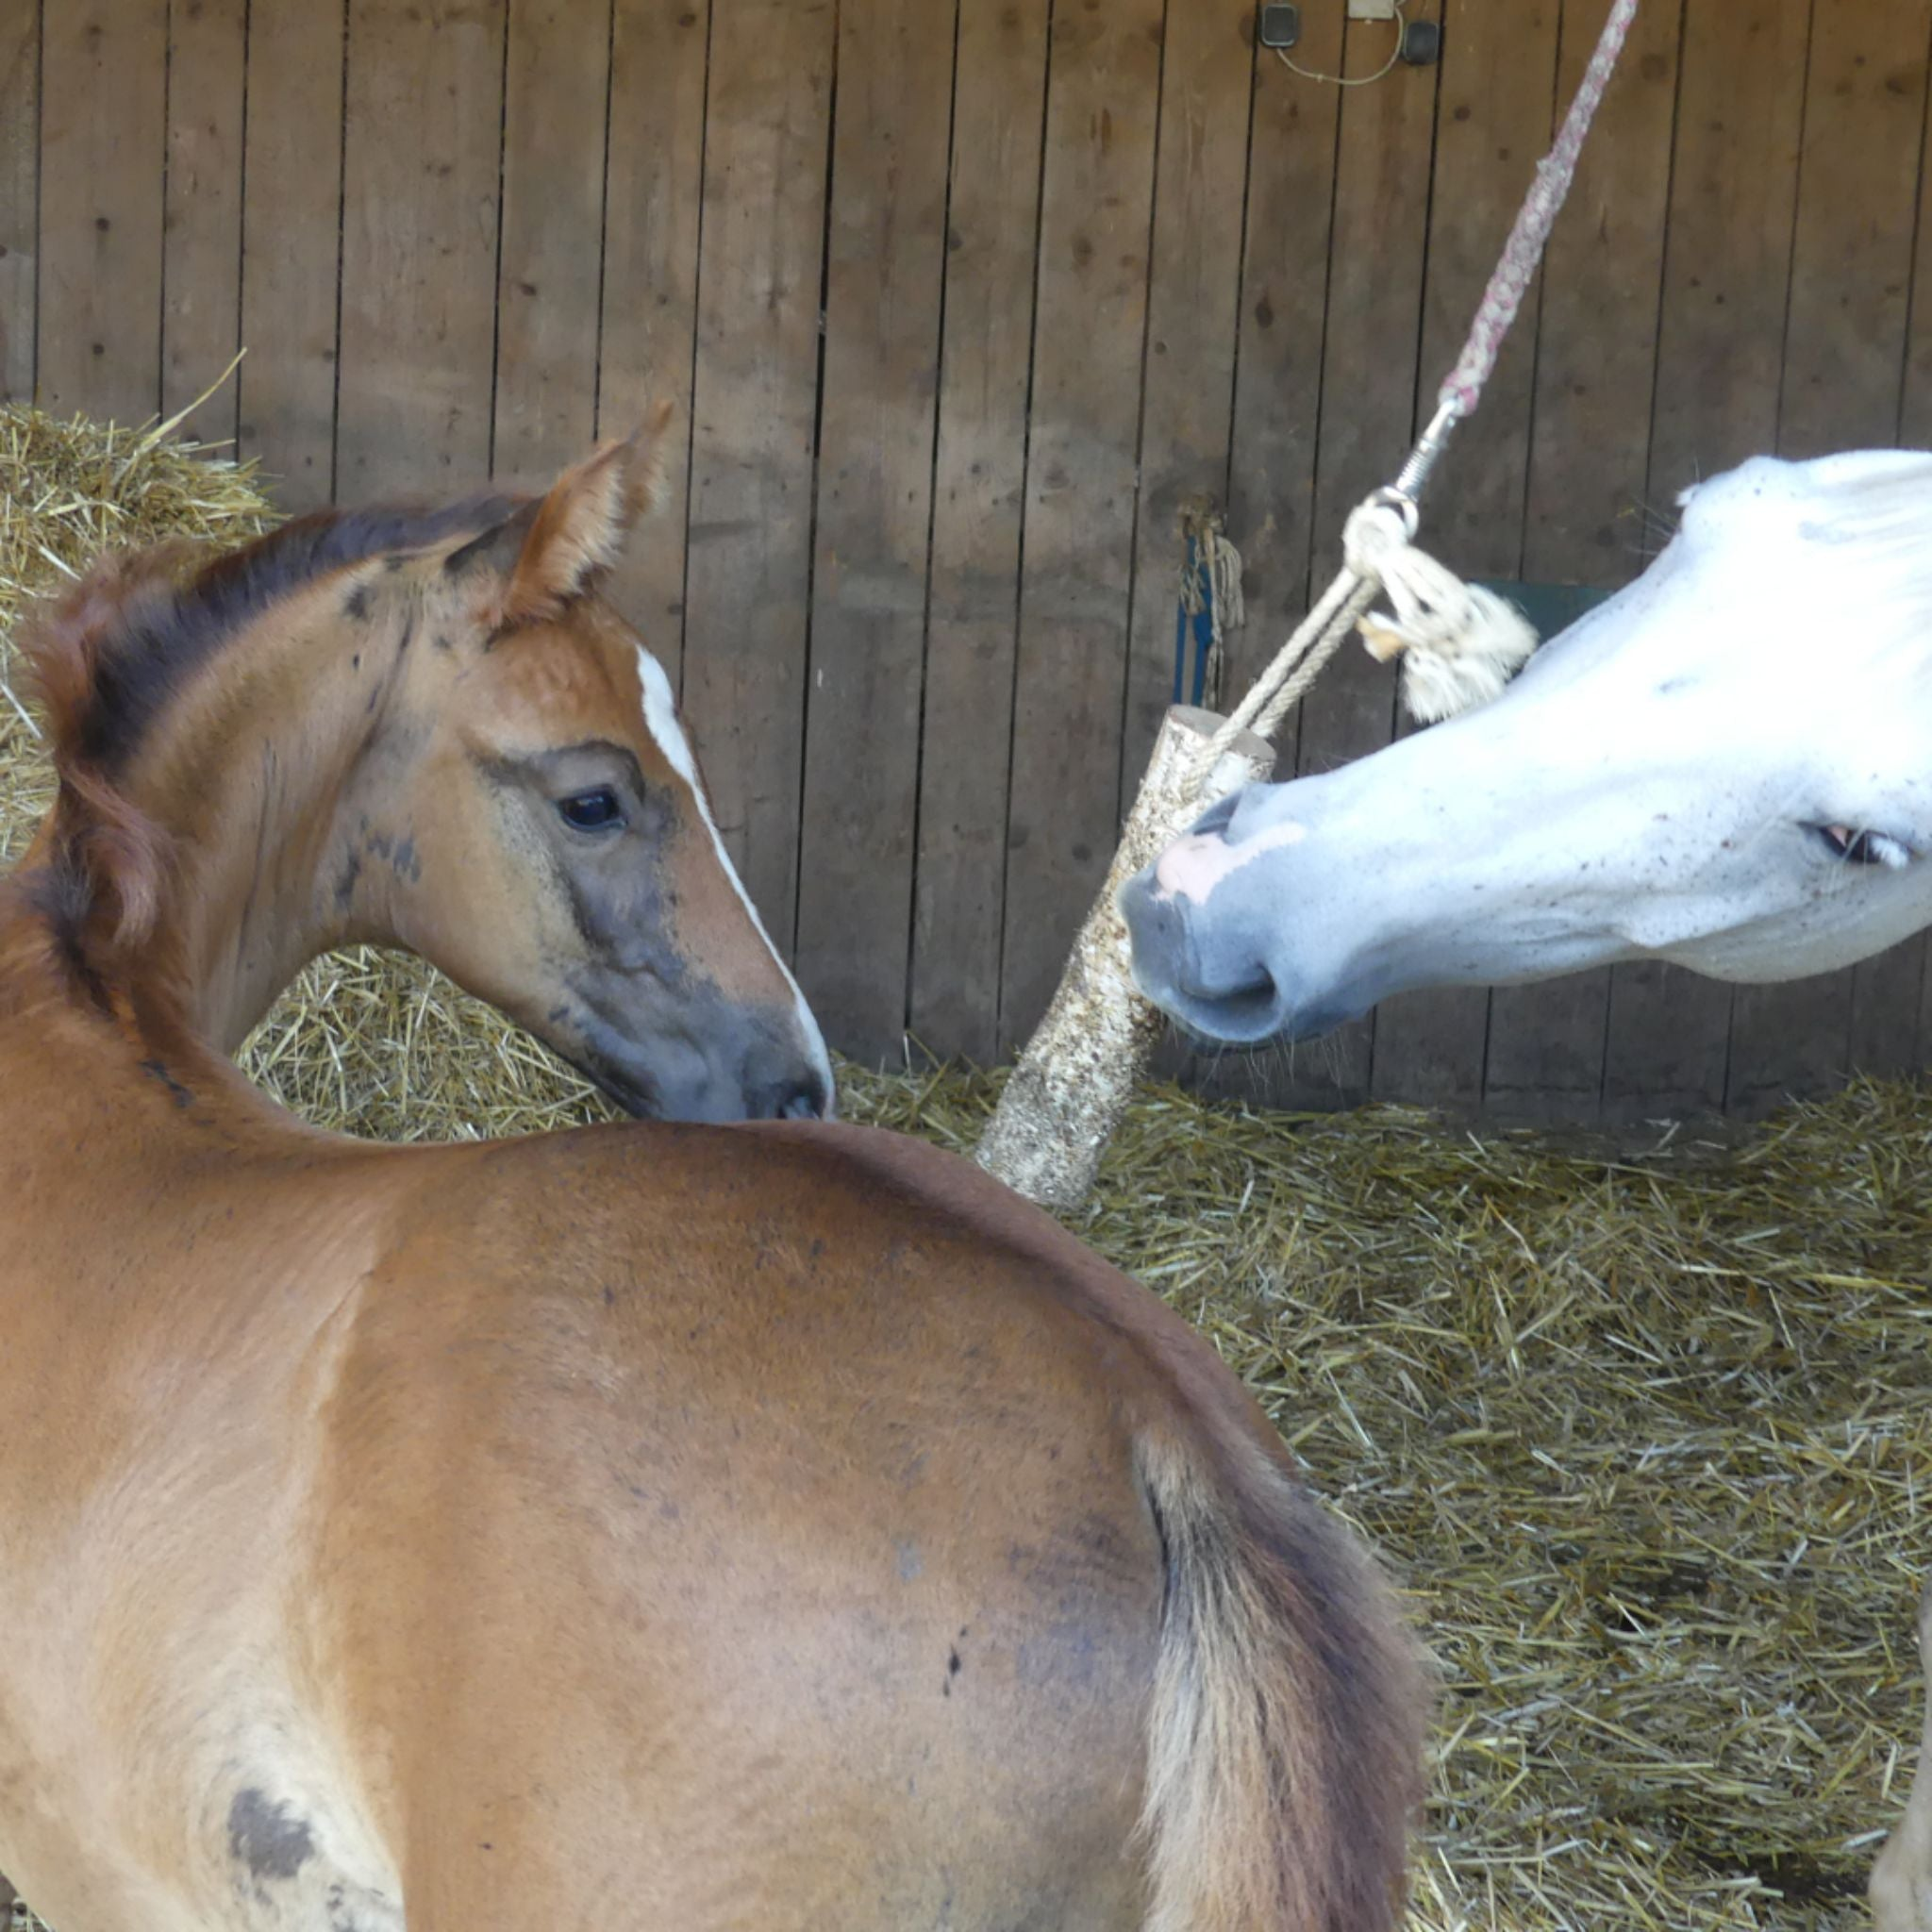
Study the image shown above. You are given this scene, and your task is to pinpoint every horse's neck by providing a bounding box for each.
[0,938,301,1159]
[123,581,415,1054]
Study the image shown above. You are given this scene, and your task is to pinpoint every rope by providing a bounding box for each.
[1439,0,1640,415]
[1203,0,1639,769]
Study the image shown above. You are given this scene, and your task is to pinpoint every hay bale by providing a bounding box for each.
[3,407,1924,1929]
[0,403,280,868]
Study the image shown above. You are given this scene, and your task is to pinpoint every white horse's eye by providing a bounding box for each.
[1812,824,1913,870]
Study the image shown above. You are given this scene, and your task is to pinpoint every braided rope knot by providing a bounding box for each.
[1342,493,1540,724]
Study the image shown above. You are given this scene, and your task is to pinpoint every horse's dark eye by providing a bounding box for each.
[558,788,624,832]
[1812,824,1911,869]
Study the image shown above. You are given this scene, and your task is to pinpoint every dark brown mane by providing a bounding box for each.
[12,492,519,974]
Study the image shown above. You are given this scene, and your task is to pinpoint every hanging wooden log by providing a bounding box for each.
[976,705,1274,1208]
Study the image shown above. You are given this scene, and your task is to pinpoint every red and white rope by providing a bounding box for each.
[1438,0,1640,416]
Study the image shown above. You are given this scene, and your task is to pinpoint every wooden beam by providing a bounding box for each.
[238,0,346,510]
[492,0,609,490]
[336,0,507,500]
[39,0,167,423]
[163,0,246,445]
[597,0,710,684]
[679,0,837,950]
[996,0,1165,1053]
[0,0,38,403]
[909,0,1052,1064]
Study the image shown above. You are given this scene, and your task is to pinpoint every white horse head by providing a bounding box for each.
[1121,450,1932,1044]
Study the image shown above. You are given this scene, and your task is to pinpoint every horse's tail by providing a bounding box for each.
[1135,1429,1427,1932]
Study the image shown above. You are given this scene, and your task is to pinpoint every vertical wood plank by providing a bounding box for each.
[679,0,835,951]
[38,0,167,422]
[792,0,954,1059]
[1281,7,1440,1108]
[1602,0,1809,1122]
[1118,0,1252,795]
[908,0,1051,1063]
[1488,0,1684,1124]
[996,0,1165,1053]
[336,0,506,501]
[162,0,246,443]
[1372,0,1557,1114]
[1182,5,1343,1113]
[1904,29,1932,1076]
[0,0,37,403]
[491,0,608,489]
[1219,9,1342,713]
[238,0,346,510]
[597,0,709,681]
[1740,0,1930,1100]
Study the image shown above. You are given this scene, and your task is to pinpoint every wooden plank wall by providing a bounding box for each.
[11,0,1932,1123]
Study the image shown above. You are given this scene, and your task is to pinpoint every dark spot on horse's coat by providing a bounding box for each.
[604,1284,617,1307]
[335,849,362,910]
[396,611,415,654]
[227,1789,315,1882]
[342,584,373,623]
[433,631,453,653]
[949,1648,962,1675]
[351,652,361,670]
[383,554,406,572]
[138,1058,195,1111]
[390,836,420,883]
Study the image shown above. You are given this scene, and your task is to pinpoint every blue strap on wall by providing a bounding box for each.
[1173,535,1216,706]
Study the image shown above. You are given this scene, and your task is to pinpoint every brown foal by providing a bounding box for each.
[0,427,1426,1932]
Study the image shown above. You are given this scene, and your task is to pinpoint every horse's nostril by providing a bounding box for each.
[1187,789,1243,839]
[775,1078,826,1122]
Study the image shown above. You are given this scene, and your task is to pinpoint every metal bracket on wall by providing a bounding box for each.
[1258,4,1300,47]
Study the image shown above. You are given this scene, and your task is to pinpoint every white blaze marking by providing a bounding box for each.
[636,646,835,1106]
[1154,820,1307,907]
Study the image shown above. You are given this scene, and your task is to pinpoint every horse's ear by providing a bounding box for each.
[499,401,676,625]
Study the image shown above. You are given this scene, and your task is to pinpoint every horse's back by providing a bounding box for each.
[307,1121,1176,1929]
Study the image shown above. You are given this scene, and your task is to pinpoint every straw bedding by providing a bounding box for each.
[3,408,1926,1932]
